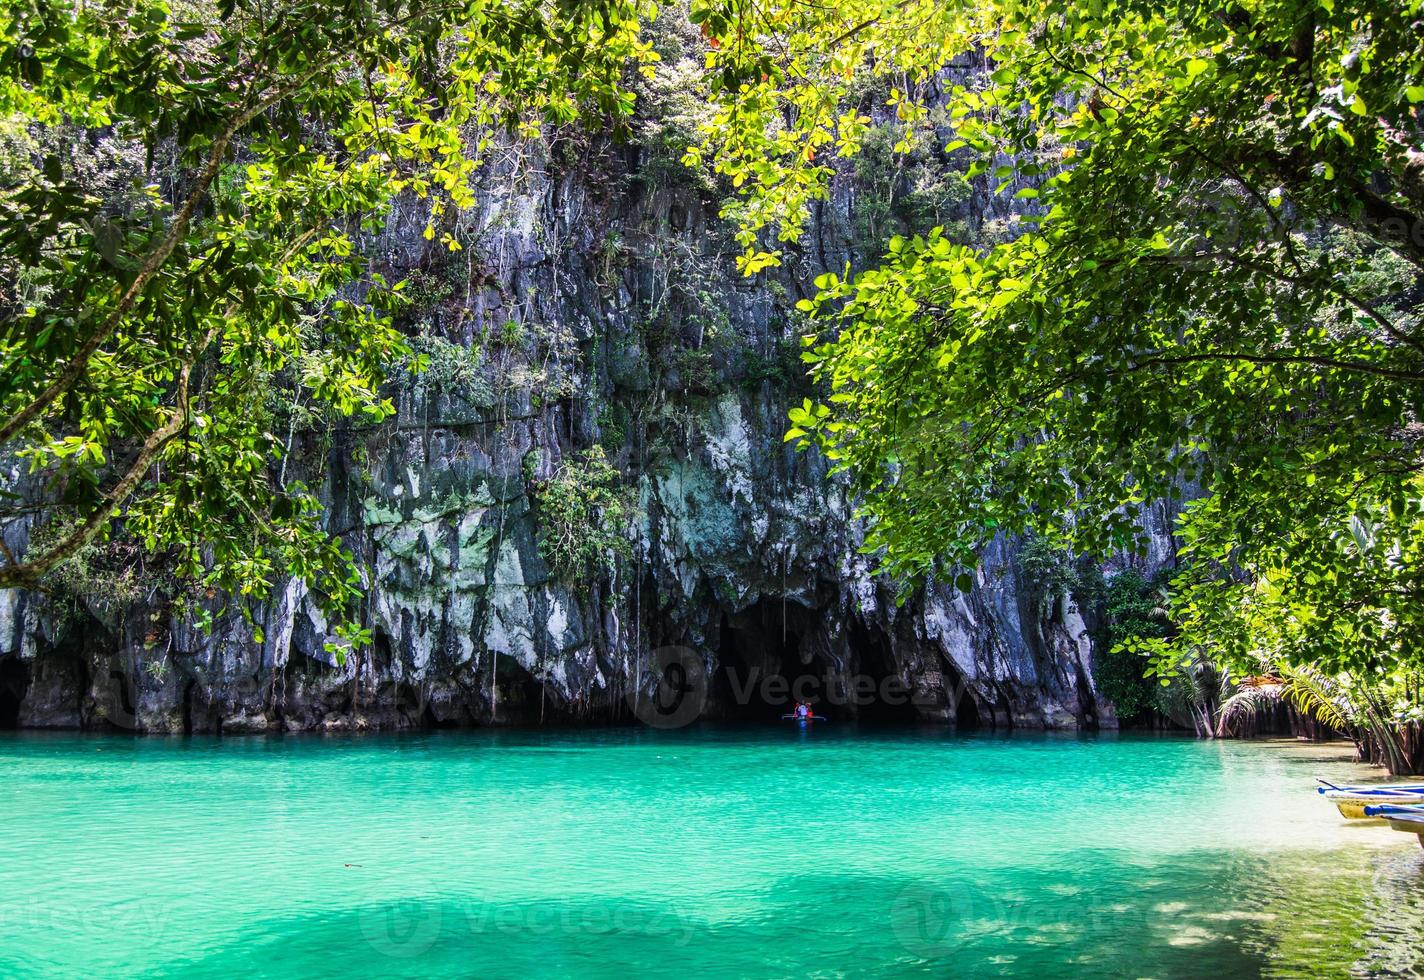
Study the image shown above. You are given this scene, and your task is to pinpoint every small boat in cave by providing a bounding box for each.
[1318,782,1424,819]
[1362,804,1424,847]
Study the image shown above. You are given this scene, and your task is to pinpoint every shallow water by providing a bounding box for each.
[1,728,1421,978]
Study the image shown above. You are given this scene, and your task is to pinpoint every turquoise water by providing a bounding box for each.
[2,728,1422,978]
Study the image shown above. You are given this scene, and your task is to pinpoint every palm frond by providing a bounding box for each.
[1216,684,1282,737]
[1275,662,1353,733]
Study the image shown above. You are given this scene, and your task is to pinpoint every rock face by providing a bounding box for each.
[0,91,1182,734]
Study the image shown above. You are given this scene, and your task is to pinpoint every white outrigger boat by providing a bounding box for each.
[1316,780,1424,819]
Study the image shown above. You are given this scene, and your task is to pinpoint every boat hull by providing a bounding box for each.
[1324,789,1424,819]
[1330,797,1424,819]
[1381,819,1424,847]
[1362,804,1424,848]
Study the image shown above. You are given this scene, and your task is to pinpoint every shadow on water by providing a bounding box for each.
[0,723,1222,758]
[123,850,1424,979]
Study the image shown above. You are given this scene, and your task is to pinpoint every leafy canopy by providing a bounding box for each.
[689,0,1424,680]
[0,0,656,649]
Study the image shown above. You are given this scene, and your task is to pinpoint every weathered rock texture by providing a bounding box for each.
[0,66,1182,734]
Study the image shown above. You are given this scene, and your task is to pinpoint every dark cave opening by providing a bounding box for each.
[955,682,982,731]
[105,669,136,731]
[715,602,839,722]
[182,680,195,736]
[371,629,396,673]
[421,702,460,729]
[1074,661,1100,732]
[0,656,29,728]
[845,617,927,725]
[491,652,558,725]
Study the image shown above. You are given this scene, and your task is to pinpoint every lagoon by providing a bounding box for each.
[1,728,1421,977]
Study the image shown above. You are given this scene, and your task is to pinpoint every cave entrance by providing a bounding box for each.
[845,617,926,725]
[489,652,547,725]
[1074,661,1100,732]
[955,682,982,731]
[715,601,838,722]
[0,656,30,729]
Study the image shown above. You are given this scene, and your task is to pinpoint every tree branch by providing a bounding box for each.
[1159,249,1424,356]
[0,70,314,446]
[1116,349,1424,383]
[0,325,220,589]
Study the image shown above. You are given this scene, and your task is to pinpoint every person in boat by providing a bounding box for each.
[794,701,810,720]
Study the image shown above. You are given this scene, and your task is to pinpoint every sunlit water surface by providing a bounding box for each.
[2,728,1421,978]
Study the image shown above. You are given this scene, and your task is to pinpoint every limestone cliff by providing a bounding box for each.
[0,58,1184,734]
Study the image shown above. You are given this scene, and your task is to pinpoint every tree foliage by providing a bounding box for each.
[689,1,1424,691]
[1091,569,1171,725]
[0,0,655,650]
[532,446,637,584]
